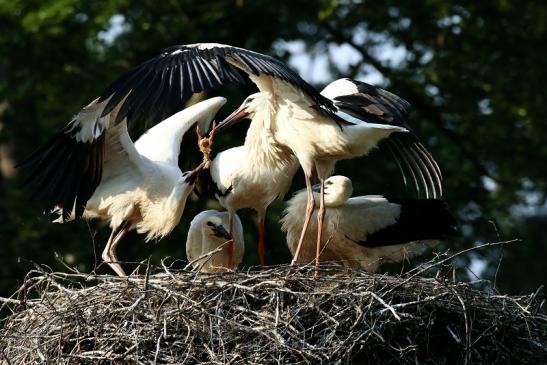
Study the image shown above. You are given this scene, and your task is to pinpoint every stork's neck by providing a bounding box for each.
[242,102,295,170]
[138,177,194,242]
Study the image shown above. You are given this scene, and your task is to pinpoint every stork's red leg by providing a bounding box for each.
[291,173,315,265]
[258,213,266,266]
[315,178,326,270]
[101,223,129,276]
[102,228,117,263]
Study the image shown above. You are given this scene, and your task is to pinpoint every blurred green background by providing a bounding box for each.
[1,0,546,297]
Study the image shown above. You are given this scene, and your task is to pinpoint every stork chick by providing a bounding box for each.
[186,210,244,272]
[281,176,457,272]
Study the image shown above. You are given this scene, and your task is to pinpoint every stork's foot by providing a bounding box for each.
[101,226,128,277]
[101,250,126,277]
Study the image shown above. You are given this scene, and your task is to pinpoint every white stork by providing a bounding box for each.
[20,97,226,276]
[281,176,456,271]
[186,210,244,272]
[20,43,440,271]
[204,133,299,267]
[217,78,442,267]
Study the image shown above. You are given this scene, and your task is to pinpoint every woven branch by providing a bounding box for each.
[0,260,546,364]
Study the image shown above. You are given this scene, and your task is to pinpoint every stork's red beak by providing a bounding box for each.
[216,104,250,132]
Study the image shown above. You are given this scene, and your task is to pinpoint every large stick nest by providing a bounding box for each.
[1,260,546,364]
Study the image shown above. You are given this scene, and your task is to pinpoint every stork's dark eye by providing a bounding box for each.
[245,97,255,104]
[206,221,215,227]
[326,180,333,185]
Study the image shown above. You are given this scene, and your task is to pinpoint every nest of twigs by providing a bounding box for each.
[1,258,546,364]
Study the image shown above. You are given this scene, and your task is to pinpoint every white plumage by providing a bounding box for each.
[208,98,299,265]
[281,176,456,272]
[186,210,244,272]
[42,97,226,276]
[217,77,430,268]
[20,43,442,275]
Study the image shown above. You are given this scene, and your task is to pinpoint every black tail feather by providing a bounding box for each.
[359,199,457,248]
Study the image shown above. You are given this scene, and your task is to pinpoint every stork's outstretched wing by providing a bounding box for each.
[18,98,116,220]
[18,92,148,221]
[19,43,335,220]
[97,43,341,131]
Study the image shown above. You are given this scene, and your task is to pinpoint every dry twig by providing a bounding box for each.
[0,257,545,364]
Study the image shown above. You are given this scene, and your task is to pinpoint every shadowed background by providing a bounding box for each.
[1,0,546,296]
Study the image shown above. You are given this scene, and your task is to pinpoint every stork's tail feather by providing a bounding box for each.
[17,124,105,221]
[358,199,457,248]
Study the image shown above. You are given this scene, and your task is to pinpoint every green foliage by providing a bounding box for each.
[0,0,545,296]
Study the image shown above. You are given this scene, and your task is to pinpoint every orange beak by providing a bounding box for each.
[216,104,250,132]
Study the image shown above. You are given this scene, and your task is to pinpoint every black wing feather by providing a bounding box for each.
[355,80,411,120]
[18,124,105,220]
[330,79,442,198]
[386,138,421,196]
[91,44,340,134]
[332,89,410,127]
[357,198,457,248]
[384,140,409,189]
[387,133,442,198]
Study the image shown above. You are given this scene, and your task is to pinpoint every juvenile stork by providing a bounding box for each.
[20,97,226,276]
[281,176,456,271]
[186,210,244,272]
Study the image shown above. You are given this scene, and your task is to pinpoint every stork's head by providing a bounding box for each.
[312,175,353,207]
[204,216,232,241]
[216,93,263,131]
[188,210,233,242]
[167,162,206,216]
